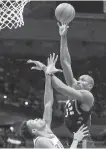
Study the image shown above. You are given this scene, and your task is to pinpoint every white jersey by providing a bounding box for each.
[33,134,64,148]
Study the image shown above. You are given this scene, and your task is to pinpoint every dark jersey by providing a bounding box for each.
[64,98,92,133]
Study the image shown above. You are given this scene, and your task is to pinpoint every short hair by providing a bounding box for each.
[81,75,94,89]
[86,75,94,88]
[20,121,34,139]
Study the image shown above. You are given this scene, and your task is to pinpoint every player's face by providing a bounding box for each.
[27,118,46,131]
[76,75,91,90]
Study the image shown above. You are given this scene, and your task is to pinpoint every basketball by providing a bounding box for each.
[55,3,75,24]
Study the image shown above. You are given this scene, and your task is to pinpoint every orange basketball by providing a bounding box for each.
[55,3,75,24]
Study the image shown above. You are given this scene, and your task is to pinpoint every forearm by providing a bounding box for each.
[51,75,71,97]
[43,75,53,126]
[60,35,71,64]
[69,139,79,149]
[44,75,53,106]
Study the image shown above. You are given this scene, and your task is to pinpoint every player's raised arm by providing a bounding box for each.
[43,55,55,129]
[58,23,77,87]
[43,53,63,128]
[43,74,53,129]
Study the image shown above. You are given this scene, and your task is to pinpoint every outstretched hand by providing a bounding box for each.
[27,59,46,71]
[27,53,62,75]
[57,22,69,36]
[73,125,89,142]
[46,53,63,75]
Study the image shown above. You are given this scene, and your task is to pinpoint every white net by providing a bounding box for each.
[0,0,30,30]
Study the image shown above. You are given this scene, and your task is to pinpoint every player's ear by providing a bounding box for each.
[32,129,37,134]
[88,84,93,90]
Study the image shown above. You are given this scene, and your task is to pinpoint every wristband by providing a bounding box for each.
[46,73,54,76]
[45,73,53,76]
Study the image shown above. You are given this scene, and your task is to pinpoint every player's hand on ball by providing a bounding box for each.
[73,124,89,142]
[46,53,63,75]
[27,60,46,72]
[57,22,69,36]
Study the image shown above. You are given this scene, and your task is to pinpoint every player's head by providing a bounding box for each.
[76,75,94,91]
[21,118,46,139]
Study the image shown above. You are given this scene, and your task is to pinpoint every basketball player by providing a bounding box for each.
[21,55,89,148]
[56,22,95,147]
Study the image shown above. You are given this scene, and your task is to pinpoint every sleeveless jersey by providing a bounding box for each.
[64,98,92,133]
[33,133,64,148]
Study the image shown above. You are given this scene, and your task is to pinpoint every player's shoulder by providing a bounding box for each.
[81,90,94,98]
[80,90,94,104]
[34,137,45,148]
[35,136,54,148]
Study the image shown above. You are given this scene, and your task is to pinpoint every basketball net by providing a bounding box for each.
[0,0,30,30]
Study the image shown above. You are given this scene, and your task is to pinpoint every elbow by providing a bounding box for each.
[60,52,66,62]
[60,59,70,67]
[60,55,65,62]
[54,84,62,92]
[60,58,66,67]
[45,101,53,108]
